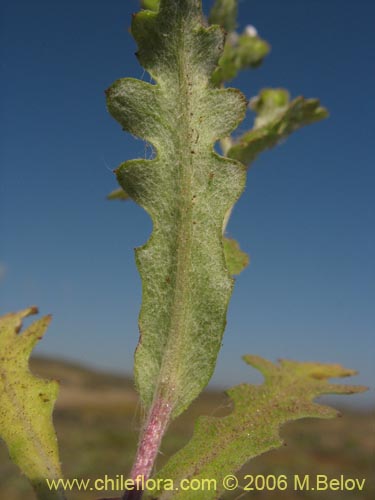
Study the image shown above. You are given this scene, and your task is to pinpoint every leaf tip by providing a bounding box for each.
[242,354,278,377]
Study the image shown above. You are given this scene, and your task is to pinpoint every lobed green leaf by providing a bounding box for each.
[0,308,64,500]
[141,0,160,11]
[223,237,249,275]
[212,29,270,86]
[150,355,367,499]
[208,0,238,33]
[107,187,130,201]
[228,88,329,167]
[106,0,247,418]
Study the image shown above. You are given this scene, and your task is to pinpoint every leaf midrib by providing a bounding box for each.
[154,16,197,410]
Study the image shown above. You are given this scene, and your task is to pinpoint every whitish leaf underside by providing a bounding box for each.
[106,0,246,417]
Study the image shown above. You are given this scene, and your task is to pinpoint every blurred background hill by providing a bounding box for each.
[0,357,373,499]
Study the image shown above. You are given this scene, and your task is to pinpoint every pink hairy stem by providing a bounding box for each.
[122,396,173,499]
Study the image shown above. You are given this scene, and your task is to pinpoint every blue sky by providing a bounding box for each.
[1,0,374,406]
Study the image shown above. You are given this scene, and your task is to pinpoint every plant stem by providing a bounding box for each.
[123,396,173,499]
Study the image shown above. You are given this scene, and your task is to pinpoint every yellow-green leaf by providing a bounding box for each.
[150,355,366,499]
[141,0,160,11]
[228,89,328,167]
[0,308,64,500]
